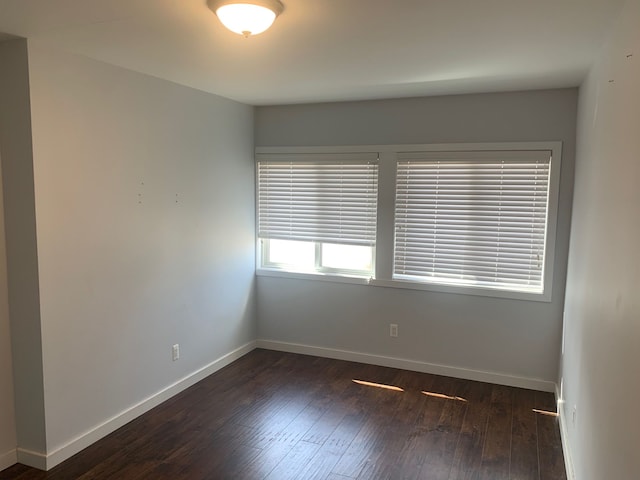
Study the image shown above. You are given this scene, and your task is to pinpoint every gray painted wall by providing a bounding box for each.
[0,137,17,467]
[255,89,577,383]
[561,0,640,478]
[0,39,46,455]
[1,41,256,459]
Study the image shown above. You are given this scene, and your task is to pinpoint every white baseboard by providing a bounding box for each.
[256,340,556,392]
[0,448,17,472]
[556,387,576,480]
[16,448,46,470]
[41,341,257,470]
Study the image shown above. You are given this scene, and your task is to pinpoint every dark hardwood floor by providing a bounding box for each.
[1,349,566,479]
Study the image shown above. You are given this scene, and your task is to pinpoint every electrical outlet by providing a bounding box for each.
[172,344,180,361]
[390,324,398,337]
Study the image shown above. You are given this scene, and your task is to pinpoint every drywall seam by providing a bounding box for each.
[35,341,257,471]
[257,339,556,392]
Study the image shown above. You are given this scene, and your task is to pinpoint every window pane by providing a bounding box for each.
[267,239,315,268]
[321,243,373,272]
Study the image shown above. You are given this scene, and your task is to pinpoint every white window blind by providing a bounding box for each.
[257,153,379,246]
[393,150,551,293]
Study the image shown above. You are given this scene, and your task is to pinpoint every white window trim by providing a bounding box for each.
[256,268,372,286]
[255,142,562,303]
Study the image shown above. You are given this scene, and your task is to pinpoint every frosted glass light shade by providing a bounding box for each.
[209,0,284,37]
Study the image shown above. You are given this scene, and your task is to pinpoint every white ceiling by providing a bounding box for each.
[0,0,625,105]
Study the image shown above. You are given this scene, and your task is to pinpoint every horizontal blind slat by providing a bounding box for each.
[258,157,379,246]
[394,151,550,292]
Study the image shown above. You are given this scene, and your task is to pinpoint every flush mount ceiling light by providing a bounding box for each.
[208,0,284,37]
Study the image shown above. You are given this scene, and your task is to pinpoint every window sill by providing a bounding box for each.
[256,268,371,286]
[368,279,551,303]
[256,269,551,303]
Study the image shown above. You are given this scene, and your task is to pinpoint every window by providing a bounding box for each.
[393,150,551,294]
[256,143,560,301]
[257,153,379,278]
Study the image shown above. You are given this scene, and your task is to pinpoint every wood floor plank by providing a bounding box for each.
[295,411,368,480]
[140,421,254,479]
[535,392,567,480]
[447,380,493,480]
[330,367,410,477]
[235,436,298,478]
[264,439,323,480]
[330,415,391,478]
[0,350,566,480]
[510,388,539,480]
[238,391,317,449]
[368,371,436,479]
[477,384,514,480]
[0,464,44,480]
[416,377,468,480]
[303,405,354,445]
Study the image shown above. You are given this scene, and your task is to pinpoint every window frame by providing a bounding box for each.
[260,239,376,279]
[256,152,379,280]
[256,142,562,302]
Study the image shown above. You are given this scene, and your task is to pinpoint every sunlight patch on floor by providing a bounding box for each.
[421,391,467,402]
[532,408,558,417]
[352,379,404,392]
